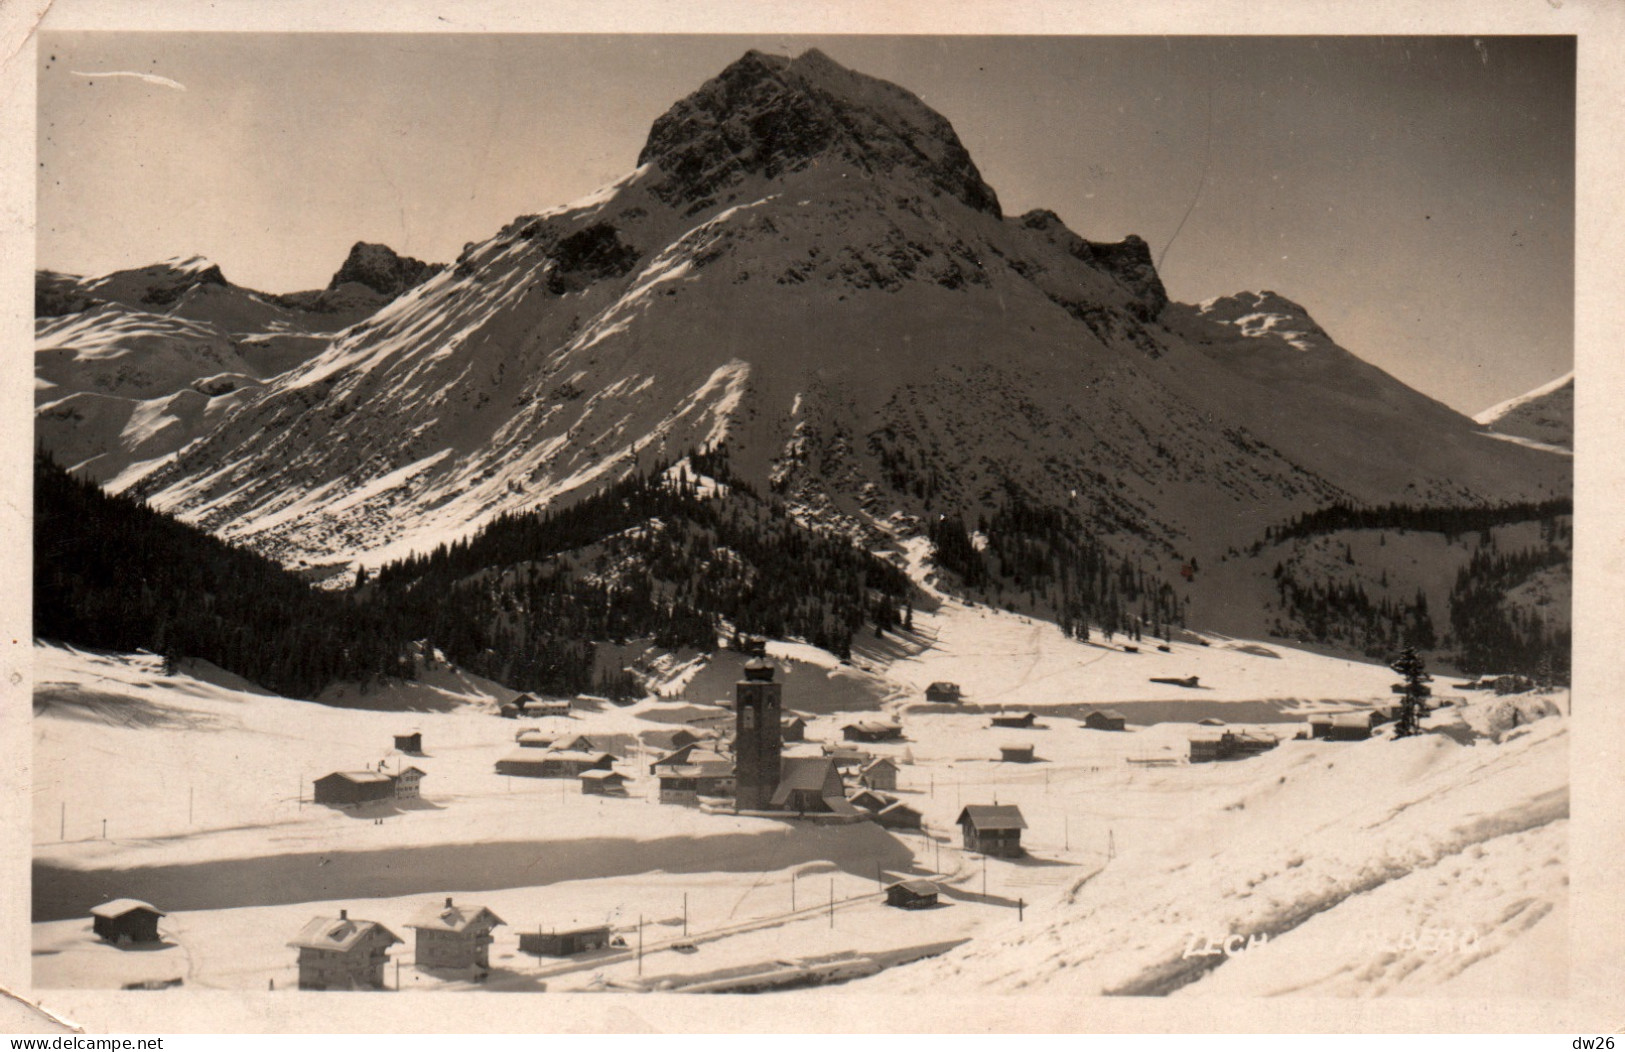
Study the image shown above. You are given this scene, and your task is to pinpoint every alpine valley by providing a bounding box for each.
[36,48,1571,683]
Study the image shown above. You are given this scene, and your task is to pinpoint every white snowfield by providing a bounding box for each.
[32,592,1566,999]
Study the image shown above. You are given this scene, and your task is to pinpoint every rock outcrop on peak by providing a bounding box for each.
[638,48,1001,218]
[326,241,446,298]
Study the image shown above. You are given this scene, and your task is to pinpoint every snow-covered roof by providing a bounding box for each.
[318,771,392,784]
[888,880,939,896]
[579,769,626,782]
[287,914,401,953]
[957,804,1027,830]
[89,898,163,920]
[406,899,504,935]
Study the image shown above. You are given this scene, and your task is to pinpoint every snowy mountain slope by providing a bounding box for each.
[1475,371,1573,450]
[127,48,1567,582]
[34,248,442,485]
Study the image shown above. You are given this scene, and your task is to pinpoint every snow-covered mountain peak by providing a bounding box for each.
[637,48,1001,219]
[1473,371,1573,450]
[1196,290,1336,353]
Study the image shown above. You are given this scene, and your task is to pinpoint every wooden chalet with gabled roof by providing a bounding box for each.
[875,799,923,830]
[842,719,902,743]
[859,756,900,791]
[651,745,734,803]
[1082,709,1128,732]
[392,766,426,799]
[406,897,504,973]
[312,770,395,807]
[770,756,858,815]
[989,711,1037,729]
[288,909,400,990]
[924,682,962,703]
[885,880,940,909]
[580,768,629,795]
[957,804,1027,858]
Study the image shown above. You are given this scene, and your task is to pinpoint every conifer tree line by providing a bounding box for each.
[1269,498,1570,545]
[927,482,1184,641]
[1259,502,1570,680]
[1448,544,1571,681]
[366,448,910,695]
[1268,562,1436,658]
[36,447,910,700]
[34,451,412,698]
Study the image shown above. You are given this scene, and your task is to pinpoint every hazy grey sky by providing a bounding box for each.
[37,34,1573,415]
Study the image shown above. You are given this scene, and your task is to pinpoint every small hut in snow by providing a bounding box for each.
[885,880,940,909]
[580,769,629,795]
[90,900,164,944]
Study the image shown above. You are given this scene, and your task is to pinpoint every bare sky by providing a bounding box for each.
[36,34,1573,416]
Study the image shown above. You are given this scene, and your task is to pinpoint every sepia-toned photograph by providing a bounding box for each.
[6,0,1622,1037]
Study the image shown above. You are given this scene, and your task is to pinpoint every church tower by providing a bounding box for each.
[734,657,783,810]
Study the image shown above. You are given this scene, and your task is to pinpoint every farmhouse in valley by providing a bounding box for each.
[1082,709,1128,732]
[652,746,735,803]
[874,800,924,830]
[406,898,504,973]
[989,711,1036,729]
[924,682,962,703]
[392,731,422,754]
[495,749,616,778]
[288,909,400,991]
[957,804,1027,858]
[859,757,899,791]
[312,770,395,807]
[842,719,902,743]
[521,923,614,957]
[392,766,426,800]
[1189,730,1281,763]
[998,743,1036,763]
[770,756,859,815]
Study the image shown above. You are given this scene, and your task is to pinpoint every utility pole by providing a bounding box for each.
[791,873,796,912]
[683,893,688,937]
[102,818,106,839]
[637,915,643,975]
[982,857,987,900]
[828,878,834,928]
[1019,897,1025,922]
[1108,828,1116,860]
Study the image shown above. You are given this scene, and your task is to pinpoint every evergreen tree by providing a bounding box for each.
[1389,645,1431,739]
